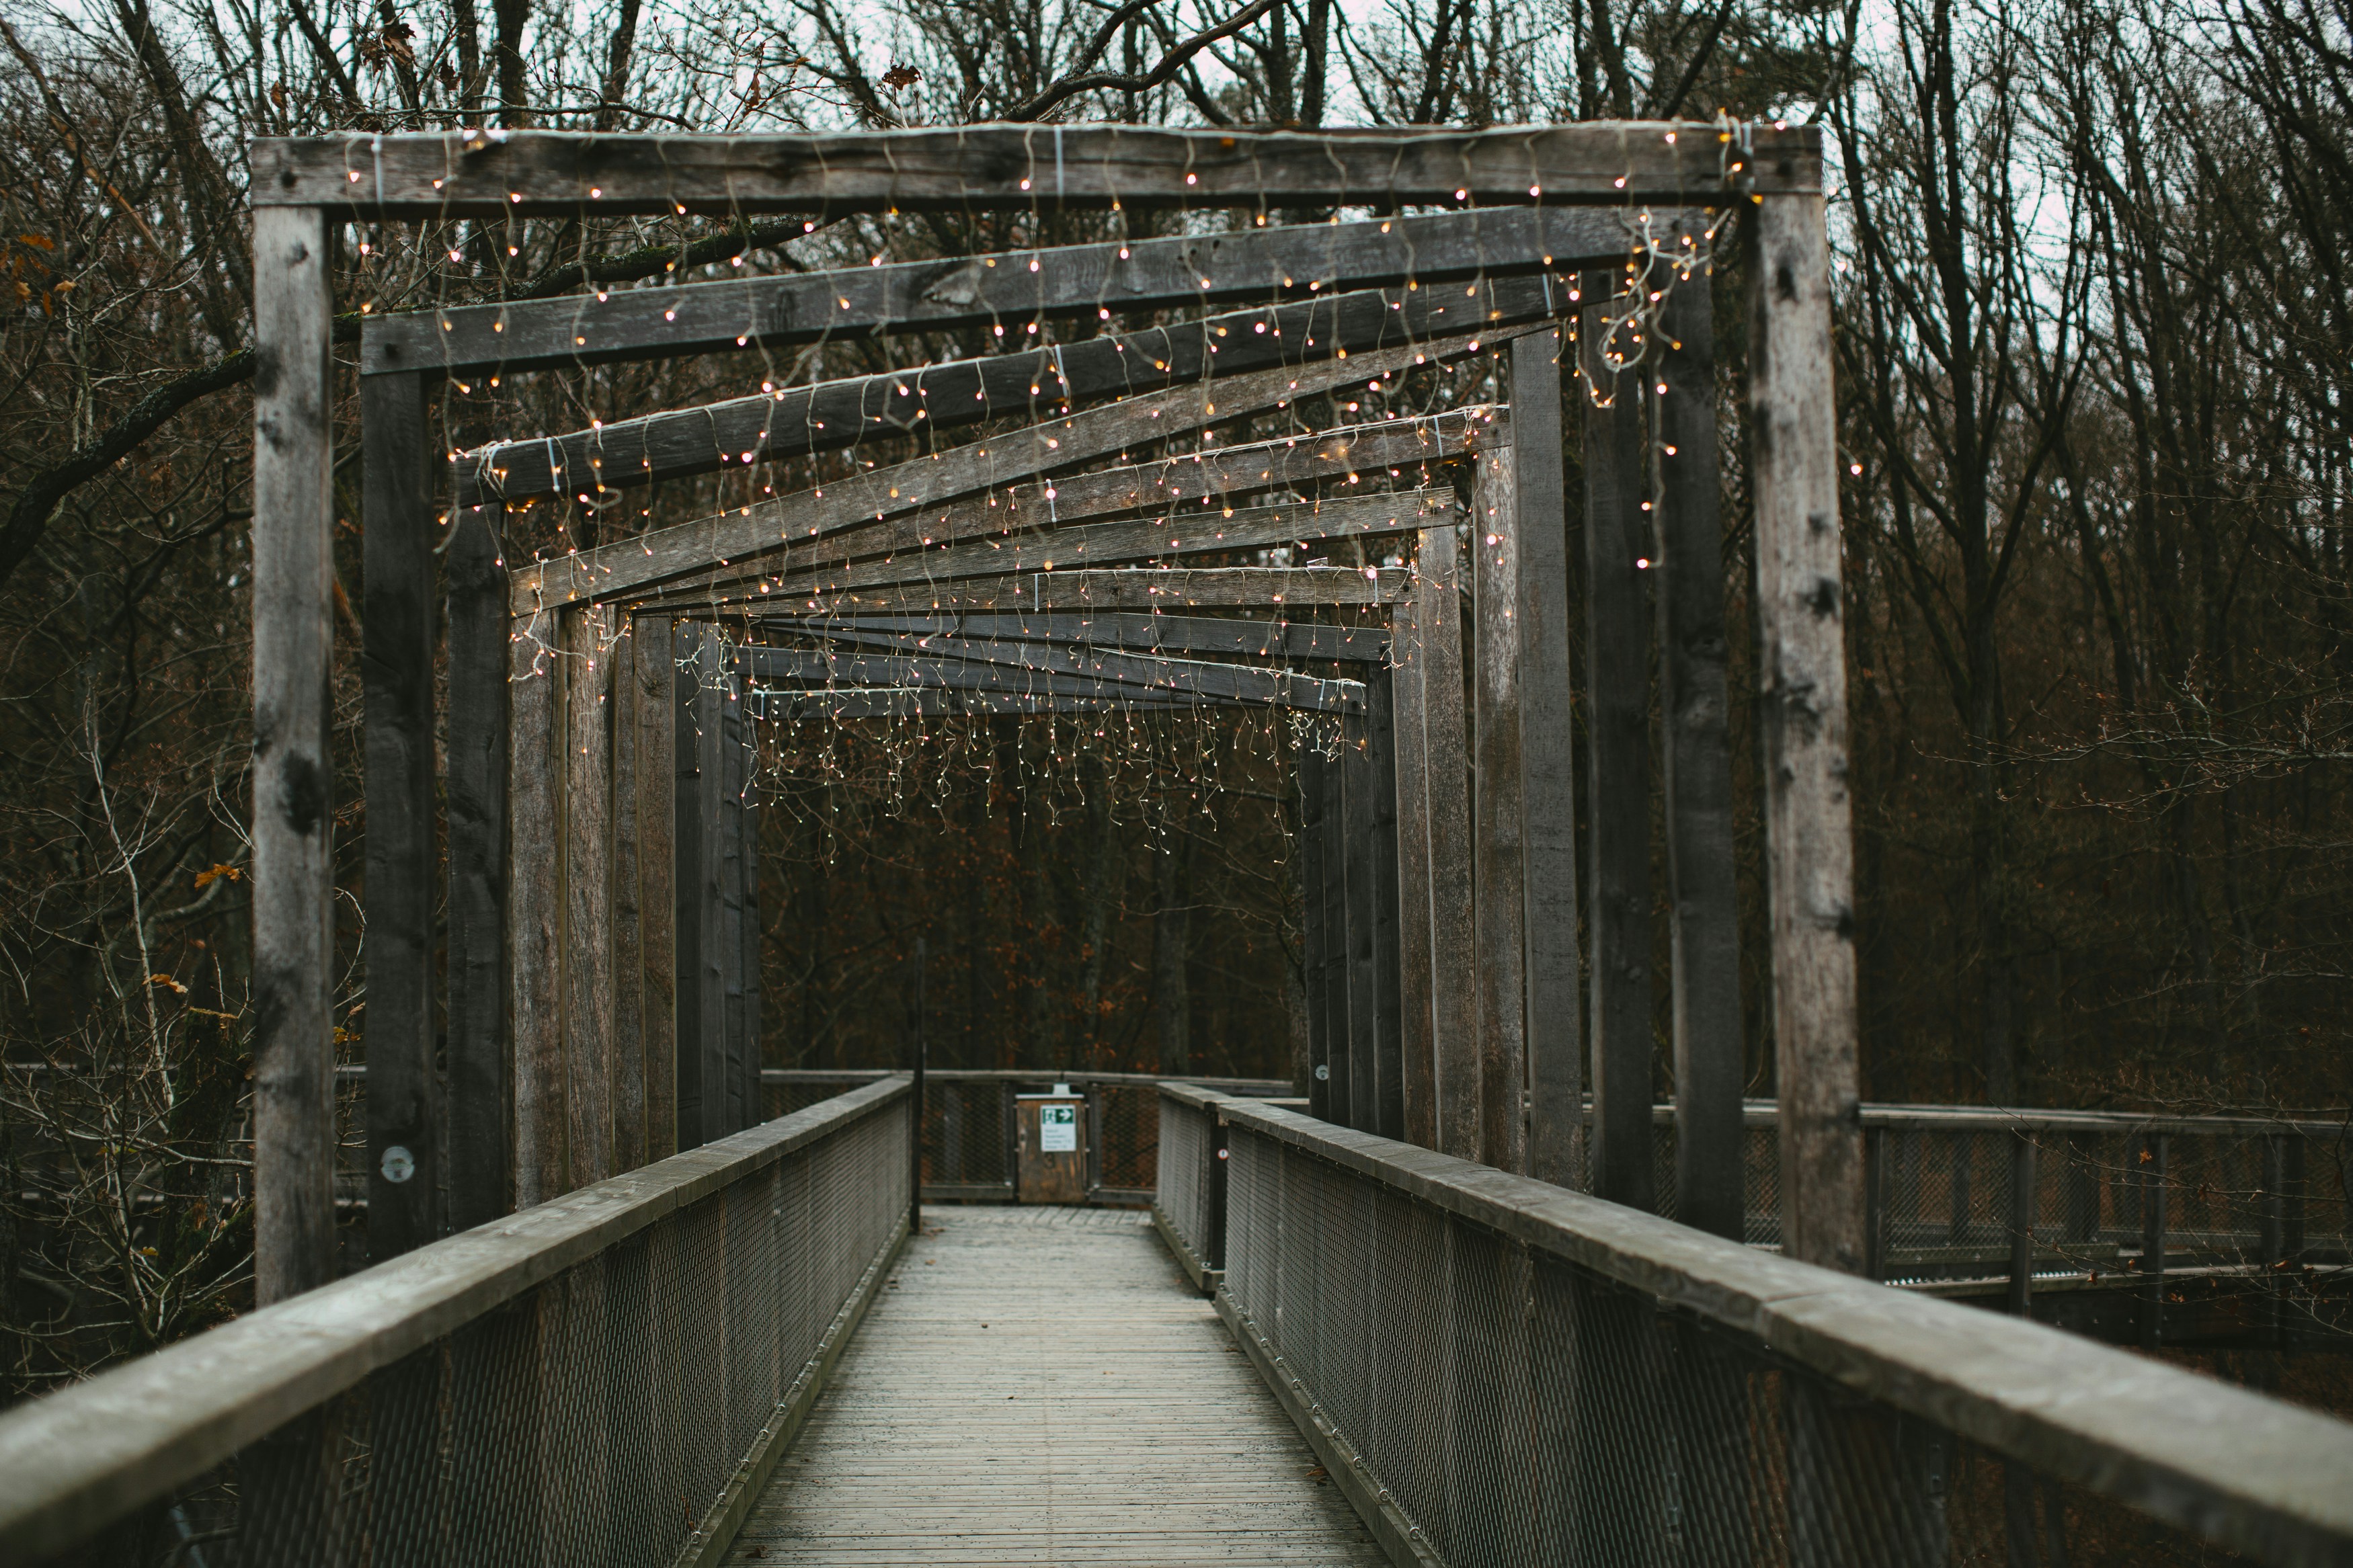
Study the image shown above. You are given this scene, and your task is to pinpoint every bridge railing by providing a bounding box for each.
[1164,1089,2353,1568]
[0,1077,912,1567]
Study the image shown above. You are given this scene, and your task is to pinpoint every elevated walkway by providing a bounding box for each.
[735,1206,1380,1566]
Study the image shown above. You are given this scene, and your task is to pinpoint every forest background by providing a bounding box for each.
[1,0,2349,1393]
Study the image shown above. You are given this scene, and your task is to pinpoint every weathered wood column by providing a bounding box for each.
[612,615,678,1169]
[1343,713,1380,1132]
[1387,600,1439,1149]
[1472,436,1527,1174]
[1318,734,1353,1126]
[1365,666,1406,1142]
[509,616,566,1205]
[561,605,616,1182]
[1419,526,1479,1161]
[446,503,512,1230]
[674,622,731,1149]
[1581,277,1658,1214]
[1509,331,1585,1190]
[250,204,336,1304]
[1749,192,1864,1272]
[362,370,440,1259]
[1299,745,1331,1122]
[1657,262,1747,1242]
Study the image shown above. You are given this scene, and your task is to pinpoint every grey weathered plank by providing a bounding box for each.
[367,206,1648,378]
[1747,194,1862,1272]
[447,504,513,1231]
[249,205,337,1305]
[1470,438,1527,1174]
[762,611,1393,663]
[1580,282,1656,1213]
[1319,734,1353,1127]
[253,124,1816,218]
[1509,331,1584,1193]
[466,278,1538,509]
[563,606,616,1190]
[664,566,1412,617]
[1342,714,1380,1132]
[1655,267,1745,1243]
[1417,528,1478,1163]
[1387,597,1438,1150]
[633,615,679,1164]
[611,618,649,1175]
[510,616,568,1206]
[513,344,1497,612]
[765,489,1446,598]
[742,649,1267,709]
[361,370,440,1258]
[676,624,731,1149]
[737,635,1363,710]
[1299,746,1330,1124]
[754,688,1213,720]
[1365,667,1406,1143]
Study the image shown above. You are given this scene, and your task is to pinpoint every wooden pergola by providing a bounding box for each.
[247,124,1851,1307]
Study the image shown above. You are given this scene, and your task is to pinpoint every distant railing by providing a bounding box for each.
[1162,1088,2353,1568]
[0,1079,913,1567]
[765,1067,1292,1205]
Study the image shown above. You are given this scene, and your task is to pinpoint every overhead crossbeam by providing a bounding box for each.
[735,634,1362,711]
[735,647,1317,710]
[458,276,1543,504]
[750,688,1227,720]
[370,207,1644,378]
[666,565,1410,617]
[760,612,1391,664]
[255,124,1817,219]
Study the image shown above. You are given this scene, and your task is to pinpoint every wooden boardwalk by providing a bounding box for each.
[729,1206,1386,1567]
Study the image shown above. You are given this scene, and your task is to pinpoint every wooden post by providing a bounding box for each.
[1299,748,1331,1122]
[362,370,440,1260]
[1748,192,1864,1273]
[1387,603,1439,1149]
[1366,667,1406,1143]
[634,616,678,1163]
[1657,264,1747,1241]
[446,504,512,1231]
[510,615,567,1206]
[562,605,616,1186]
[1472,439,1527,1174]
[610,620,648,1173]
[735,679,764,1126]
[1581,278,1655,1214]
[1319,737,1353,1127]
[674,622,729,1148]
[2141,1132,2168,1350]
[1864,1125,1889,1278]
[2008,1130,2036,1317]
[250,204,336,1304]
[1509,331,1583,1191]
[1343,715,1380,1132]
[1419,527,1479,1162]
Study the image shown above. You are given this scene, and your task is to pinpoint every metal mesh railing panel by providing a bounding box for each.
[923,1077,1010,1188]
[1156,1091,1215,1253]
[1095,1083,1159,1192]
[110,1089,912,1568]
[1222,1120,2266,1568]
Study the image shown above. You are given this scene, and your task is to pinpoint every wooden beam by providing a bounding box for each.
[1417,527,1478,1162]
[1365,667,1406,1143]
[446,505,512,1231]
[509,616,567,1206]
[1471,439,1527,1174]
[739,649,1271,708]
[253,124,1817,218]
[1581,280,1657,1213]
[367,206,1644,378]
[765,489,1448,599]
[762,611,1392,663]
[563,606,616,1190]
[1509,331,1585,1193]
[753,688,1217,719]
[362,370,440,1258]
[1387,597,1439,1150]
[674,624,731,1149]
[465,278,1540,507]
[610,620,649,1173]
[631,615,680,1164]
[1657,265,1745,1243]
[668,566,1412,617]
[720,679,754,1130]
[1318,733,1353,1126]
[737,634,1364,710]
[1748,194,1862,1272]
[250,205,337,1304]
[1342,714,1379,1131]
[514,339,1498,611]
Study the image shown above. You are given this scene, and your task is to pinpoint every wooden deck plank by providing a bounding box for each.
[731,1208,1384,1567]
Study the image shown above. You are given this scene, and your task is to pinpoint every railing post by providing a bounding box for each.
[1865,1125,1888,1280]
[1320,743,1353,1124]
[1299,745,1331,1121]
[1207,1116,1230,1273]
[2141,1131,2169,1350]
[1471,436,1528,1173]
[912,938,926,1233]
[448,502,513,1233]
[2008,1130,2036,1318]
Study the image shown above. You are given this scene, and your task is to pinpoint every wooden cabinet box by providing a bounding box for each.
[1015,1092,1087,1204]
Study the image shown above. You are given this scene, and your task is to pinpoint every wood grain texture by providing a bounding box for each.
[1365,667,1406,1143]
[1417,528,1478,1163]
[610,620,648,1174]
[1386,600,1438,1151]
[737,637,1363,711]
[367,206,1643,378]
[1656,268,1746,1243]
[255,124,1815,218]
[469,279,1533,511]
[1508,333,1585,1193]
[1747,194,1862,1273]
[1298,746,1330,1124]
[361,371,440,1258]
[509,616,567,1207]
[754,690,1223,720]
[1580,284,1656,1213]
[762,612,1394,663]
[1318,739,1353,1128]
[446,503,512,1231]
[563,606,617,1190]
[1470,441,1526,1175]
[670,567,1412,618]
[249,206,337,1304]
[634,616,679,1164]
[1341,716,1379,1132]
[727,1207,1386,1567]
